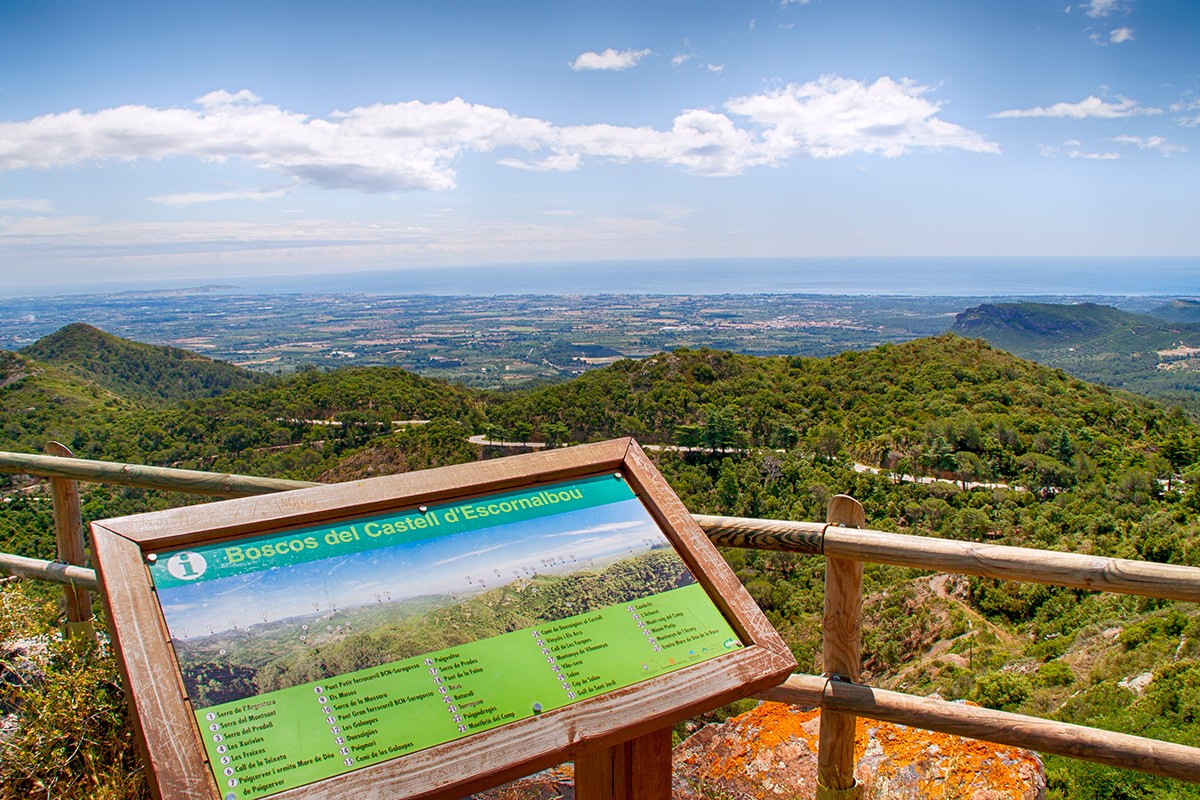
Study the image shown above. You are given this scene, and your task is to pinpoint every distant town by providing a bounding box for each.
[0,290,1167,389]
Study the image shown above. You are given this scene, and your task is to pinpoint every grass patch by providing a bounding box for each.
[0,581,147,800]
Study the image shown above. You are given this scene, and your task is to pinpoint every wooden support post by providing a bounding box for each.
[44,442,95,639]
[818,494,866,799]
[575,728,673,800]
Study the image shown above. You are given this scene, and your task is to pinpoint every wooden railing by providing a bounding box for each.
[3,446,1200,795]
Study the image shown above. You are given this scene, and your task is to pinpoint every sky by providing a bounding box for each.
[157,498,670,637]
[1,0,1197,291]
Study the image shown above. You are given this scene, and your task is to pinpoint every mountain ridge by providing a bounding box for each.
[1148,298,1200,324]
[19,322,266,404]
[951,302,1200,410]
[953,302,1200,349]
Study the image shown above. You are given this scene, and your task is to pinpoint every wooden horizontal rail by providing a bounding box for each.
[693,513,824,554]
[0,552,99,592]
[759,673,1200,784]
[693,515,1200,604]
[6,511,1200,605]
[0,450,318,498]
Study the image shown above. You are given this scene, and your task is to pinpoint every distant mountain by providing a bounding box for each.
[953,302,1195,350]
[1147,298,1200,324]
[951,303,1200,410]
[20,323,266,404]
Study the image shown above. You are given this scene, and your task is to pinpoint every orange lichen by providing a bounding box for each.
[673,702,1044,800]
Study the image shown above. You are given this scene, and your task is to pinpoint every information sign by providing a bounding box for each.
[92,439,796,800]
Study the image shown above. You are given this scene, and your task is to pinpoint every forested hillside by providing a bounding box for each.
[486,336,1195,491]
[2,331,1200,799]
[953,303,1186,349]
[952,302,1200,410]
[1148,298,1200,324]
[0,349,131,454]
[20,323,265,403]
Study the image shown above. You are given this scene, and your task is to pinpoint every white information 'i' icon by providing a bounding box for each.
[167,552,208,581]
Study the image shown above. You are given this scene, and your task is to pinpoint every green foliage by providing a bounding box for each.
[1119,610,1188,650]
[969,672,1033,711]
[1046,758,1200,800]
[0,584,148,800]
[1047,660,1200,800]
[1038,660,1076,688]
[953,302,1200,413]
[21,323,265,404]
[0,350,133,454]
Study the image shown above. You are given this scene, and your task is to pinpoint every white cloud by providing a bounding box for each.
[570,48,652,72]
[1111,134,1185,154]
[1109,26,1135,43]
[0,198,51,212]
[990,95,1161,119]
[1170,98,1200,127]
[150,187,292,206]
[0,79,998,193]
[496,153,581,172]
[549,109,764,177]
[1068,148,1120,160]
[706,63,726,73]
[0,92,555,193]
[1083,0,1123,17]
[653,205,694,220]
[671,53,693,67]
[725,76,1001,159]
[428,543,510,568]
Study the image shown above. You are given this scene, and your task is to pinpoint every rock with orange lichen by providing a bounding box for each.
[672,701,1045,800]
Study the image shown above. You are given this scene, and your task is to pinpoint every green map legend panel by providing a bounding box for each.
[149,475,743,799]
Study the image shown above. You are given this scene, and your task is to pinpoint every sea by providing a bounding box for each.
[5,256,1199,298]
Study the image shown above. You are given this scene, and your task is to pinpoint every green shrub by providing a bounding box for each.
[1038,659,1076,687]
[969,671,1032,711]
[1118,610,1187,650]
[0,583,148,800]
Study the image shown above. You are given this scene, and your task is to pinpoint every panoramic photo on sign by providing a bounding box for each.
[149,473,743,799]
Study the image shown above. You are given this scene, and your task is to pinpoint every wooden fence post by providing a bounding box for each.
[575,728,673,800]
[818,494,866,799]
[44,441,95,639]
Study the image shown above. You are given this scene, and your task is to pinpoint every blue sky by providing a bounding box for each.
[1,0,1197,289]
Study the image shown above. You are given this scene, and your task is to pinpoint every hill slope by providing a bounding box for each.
[20,323,265,403]
[951,302,1200,410]
[0,349,130,455]
[1148,298,1200,324]
[953,302,1197,351]
[486,335,1186,485]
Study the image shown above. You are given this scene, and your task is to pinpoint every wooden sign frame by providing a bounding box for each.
[91,438,796,800]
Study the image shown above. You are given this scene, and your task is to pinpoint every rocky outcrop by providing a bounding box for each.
[674,702,1045,800]
[472,701,1045,799]
[0,635,51,742]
